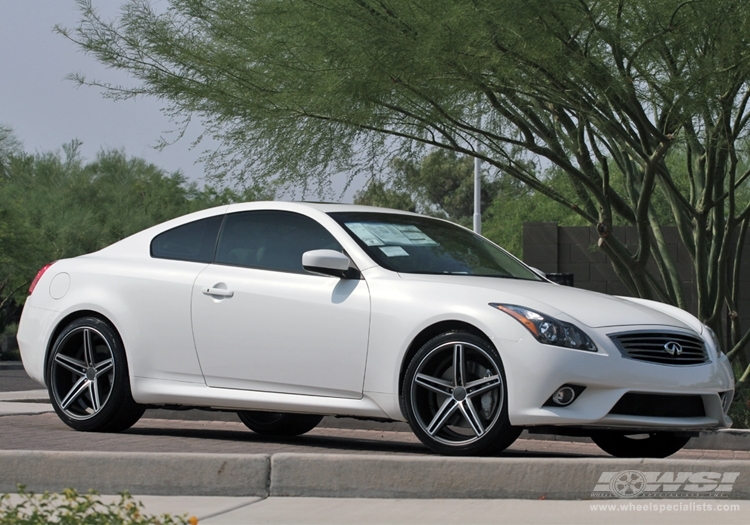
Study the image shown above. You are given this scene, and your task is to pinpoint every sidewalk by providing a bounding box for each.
[3,364,749,522]
[2,494,748,524]
[2,449,750,499]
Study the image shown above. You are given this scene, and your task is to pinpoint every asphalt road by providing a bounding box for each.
[0,366,39,392]
[3,361,750,522]
[0,364,616,458]
[1,365,748,460]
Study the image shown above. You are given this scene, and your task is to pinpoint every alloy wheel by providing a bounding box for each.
[409,339,505,447]
[49,326,115,420]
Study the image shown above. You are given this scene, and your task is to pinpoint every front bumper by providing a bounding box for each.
[499,325,735,430]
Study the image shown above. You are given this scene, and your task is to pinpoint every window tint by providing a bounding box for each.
[150,215,223,263]
[215,211,342,273]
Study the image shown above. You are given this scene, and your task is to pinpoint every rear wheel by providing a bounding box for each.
[237,411,323,437]
[591,432,691,458]
[401,331,521,456]
[47,316,144,432]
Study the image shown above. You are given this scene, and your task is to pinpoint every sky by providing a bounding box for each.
[0,0,366,199]
[0,0,369,199]
[0,0,217,183]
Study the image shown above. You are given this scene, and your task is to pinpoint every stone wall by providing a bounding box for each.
[522,222,749,336]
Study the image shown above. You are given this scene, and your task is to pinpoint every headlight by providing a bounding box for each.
[704,325,723,356]
[490,303,597,352]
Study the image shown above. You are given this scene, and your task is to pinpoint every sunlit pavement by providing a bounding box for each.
[3,494,748,525]
[2,363,750,525]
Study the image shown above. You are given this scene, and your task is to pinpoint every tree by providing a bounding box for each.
[0,124,22,175]
[354,179,417,213]
[0,140,267,332]
[354,149,501,220]
[65,0,750,382]
[355,151,586,256]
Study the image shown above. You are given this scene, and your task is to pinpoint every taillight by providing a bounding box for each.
[29,261,56,295]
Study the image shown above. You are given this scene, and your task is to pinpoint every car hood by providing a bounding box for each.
[397,273,694,330]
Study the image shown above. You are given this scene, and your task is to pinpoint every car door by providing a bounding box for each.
[191,210,371,398]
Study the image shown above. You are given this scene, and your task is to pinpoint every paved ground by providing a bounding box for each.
[0,367,39,392]
[2,364,750,524]
[3,494,748,525]
[2,412,749,460]
[1,365,749,459]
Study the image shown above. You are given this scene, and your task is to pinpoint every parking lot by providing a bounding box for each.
[2,363,750,524]
[1,364,748,460]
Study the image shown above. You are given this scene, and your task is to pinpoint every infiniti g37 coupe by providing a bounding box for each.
[18,202,734,457]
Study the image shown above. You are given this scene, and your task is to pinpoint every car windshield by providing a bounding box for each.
[329,212,542,280]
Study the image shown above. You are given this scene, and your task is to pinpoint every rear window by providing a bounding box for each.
[150,215,224,263]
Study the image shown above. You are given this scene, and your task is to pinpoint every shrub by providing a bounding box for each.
[0,486,197,525]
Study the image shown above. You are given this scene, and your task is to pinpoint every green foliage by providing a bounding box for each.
[0,486,194,525]
[354,180,416,213]
[729,389,750,430]
[0,125,22,172]
[0,137,269,331]
[729,362,750,429]
[355,150,584,256]
[389,151,502,221]
[62,0,750,368]
[355,150,501,220]
[0,322,19,361]
[483,175,588,258]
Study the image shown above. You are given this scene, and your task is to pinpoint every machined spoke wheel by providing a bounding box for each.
[47,317,145,432]
[402,332,520,456]
[50,327,116,420]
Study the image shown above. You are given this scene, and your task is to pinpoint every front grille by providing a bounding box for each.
[609,331,708,365]
[609,393,706,418]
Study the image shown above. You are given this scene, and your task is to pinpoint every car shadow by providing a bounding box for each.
[123,424,599,458]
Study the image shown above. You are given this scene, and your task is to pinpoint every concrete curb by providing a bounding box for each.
[688,429,750,451]
[0,361,24,370]
[0,451,270,497]
[270,454,750,499]
[2,451,749,500]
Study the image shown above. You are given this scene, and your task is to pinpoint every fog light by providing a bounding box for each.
[553,386,576,406]
[542,384,586,407]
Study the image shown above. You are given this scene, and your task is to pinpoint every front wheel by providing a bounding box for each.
[591,432,691,458]
[47,316,145,432]
[237,411,323,437]
[401,331,521,456]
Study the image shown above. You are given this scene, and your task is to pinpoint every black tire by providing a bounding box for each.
[46,316,145,432]
[591,432,691,458]
[237,411,323,437]
[401,331,521,456]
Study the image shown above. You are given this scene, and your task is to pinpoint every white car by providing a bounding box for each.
[18,202,734,457]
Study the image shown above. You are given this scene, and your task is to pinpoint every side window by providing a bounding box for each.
[150,215,224,263]
[215,210,342,273]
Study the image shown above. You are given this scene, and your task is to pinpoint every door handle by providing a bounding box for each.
[203,287,234,298]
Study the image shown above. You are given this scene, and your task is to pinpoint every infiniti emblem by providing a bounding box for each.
[664,341,683,356]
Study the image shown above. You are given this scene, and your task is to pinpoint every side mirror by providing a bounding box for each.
[302,249,357,278]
